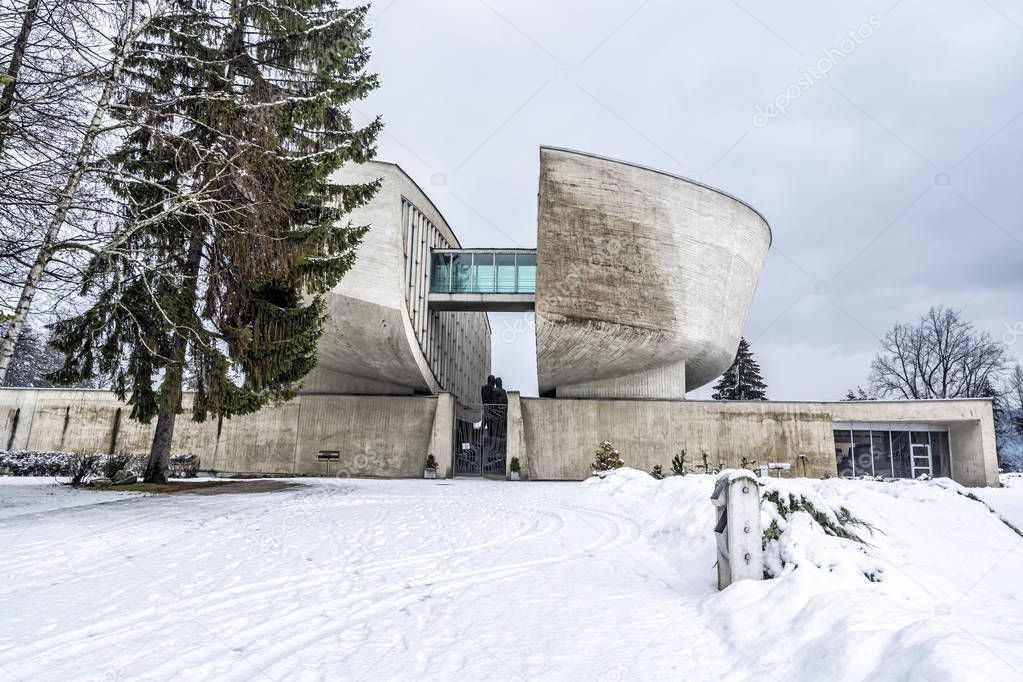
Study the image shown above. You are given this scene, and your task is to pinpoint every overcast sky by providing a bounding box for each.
[353,0,1023,400]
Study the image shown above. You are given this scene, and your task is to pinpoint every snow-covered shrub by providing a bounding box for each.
[103,453,131,480]
[592,441,624,474]
[168,454,199,478]
[0,450,200,478]
[66,453,101,486]
[761,482,881,581]
[650,465,664,480]
[0,450,76,476]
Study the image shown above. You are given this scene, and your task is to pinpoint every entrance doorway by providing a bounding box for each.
[454,403,507,477]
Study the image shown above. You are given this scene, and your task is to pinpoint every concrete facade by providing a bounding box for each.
[303,161,490,408]
[0,389,455,479]
[0,149,1003,488]
[535,147,771,400]
[3,387,995,487]
[512,396,998,487]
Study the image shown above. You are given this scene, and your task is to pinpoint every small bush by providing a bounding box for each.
[103,453,130,480]
[510,457,521,473]
[168,453,200,478]
[761,489,880,581]
[671,450,687,476]
[763,490,871,543]
[695,450,719,475]
[66,453,101,487]
[425,454,438,470]
[650,465,664,480]
[592,441,624,473]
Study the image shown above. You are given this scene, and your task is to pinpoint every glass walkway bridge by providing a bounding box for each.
[428,249,536,312]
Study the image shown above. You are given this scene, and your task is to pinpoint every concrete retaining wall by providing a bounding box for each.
[515,396,998,487]
[0,389,452,478]
[519,397,836,481]
[0,389,997,486]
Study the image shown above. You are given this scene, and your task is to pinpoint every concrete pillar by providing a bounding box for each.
[429,392,455,478]
[506,391,525,479]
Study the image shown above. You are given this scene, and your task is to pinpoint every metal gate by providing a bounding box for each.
[454,403,507,477]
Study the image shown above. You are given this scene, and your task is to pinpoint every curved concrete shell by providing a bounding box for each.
[535,147,771,399]
[301,161,490,408]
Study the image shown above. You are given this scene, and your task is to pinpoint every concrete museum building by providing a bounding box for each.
[0,148,1000,486]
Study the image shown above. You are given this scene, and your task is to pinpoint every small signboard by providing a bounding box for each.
[317,450,341,461]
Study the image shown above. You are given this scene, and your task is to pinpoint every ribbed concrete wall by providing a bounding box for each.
[1,389,996,486]
[303,161,490,407]
[0,389,444,478]
[517,398,998,486]
[535,147,771,399]
[520,398,835,480]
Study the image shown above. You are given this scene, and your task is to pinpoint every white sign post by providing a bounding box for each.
[711,470,764,590]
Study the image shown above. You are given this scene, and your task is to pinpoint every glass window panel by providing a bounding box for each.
[496,254,516,293]
[911,431,930,445]
[451,253,473,292]
[930,431,951,478]
[474,253,495,292]
[852,430,872,477]
[891,431,911,478]
[430,254,452,292]
[515,253,536,293]
[407,223,417,285]
[872,431,893,478]
[834,430,854,477]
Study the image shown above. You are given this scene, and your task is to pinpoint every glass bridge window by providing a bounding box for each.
[496,254,517,292]
[431,253,452,292]
[451,253,473,292]
[516,252,536,293]
[474,253,496,292]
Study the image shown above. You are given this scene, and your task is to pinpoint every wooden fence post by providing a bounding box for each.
[711,470,763,590]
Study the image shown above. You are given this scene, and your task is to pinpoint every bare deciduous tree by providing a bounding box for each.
[868,306,1005,400]
[0,0,169,384]
[1005,364,1023,438]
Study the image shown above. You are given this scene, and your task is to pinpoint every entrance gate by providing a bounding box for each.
[454,403,508,477]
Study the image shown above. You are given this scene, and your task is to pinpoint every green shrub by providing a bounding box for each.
[592,441,624,473]
[671,450,687,476]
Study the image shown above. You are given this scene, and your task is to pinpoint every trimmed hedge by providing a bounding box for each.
[0,450,200,478]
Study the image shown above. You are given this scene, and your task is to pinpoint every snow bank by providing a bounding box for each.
[585,468,1023,680]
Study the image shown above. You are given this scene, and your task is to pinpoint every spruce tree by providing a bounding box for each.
[50,0,381,482]
[711,337,767,400]
[592,441,624,473]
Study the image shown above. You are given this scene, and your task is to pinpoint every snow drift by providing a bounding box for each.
[585,469,1023,681]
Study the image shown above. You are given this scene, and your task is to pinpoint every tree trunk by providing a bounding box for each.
[141,230,204,483]
[144,406,175,484]
[0,0,40,154]
[0,0,141,385]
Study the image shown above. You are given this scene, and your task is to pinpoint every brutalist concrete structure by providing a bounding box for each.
[536,147,771,400]
[0,148,1002,486]
[300,160,491,409]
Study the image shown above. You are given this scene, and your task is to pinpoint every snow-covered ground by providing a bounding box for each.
[1,473,1022,681]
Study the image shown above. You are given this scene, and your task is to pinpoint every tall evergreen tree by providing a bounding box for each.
[711,337,767,400]
[50,0,381,482]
